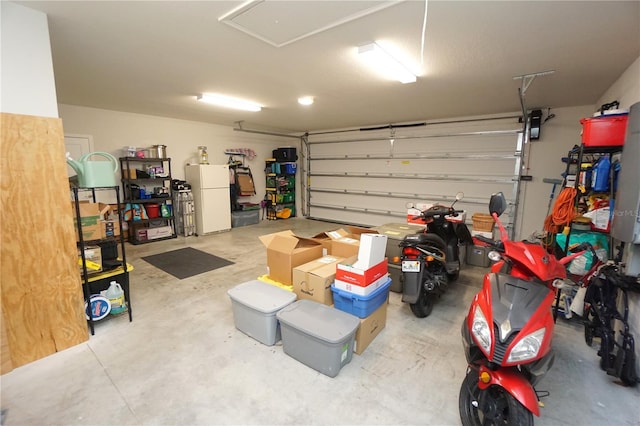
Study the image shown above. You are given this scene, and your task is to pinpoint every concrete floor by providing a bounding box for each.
[1,217,639,425]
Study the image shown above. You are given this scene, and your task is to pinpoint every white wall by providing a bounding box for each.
[517,105,594,238]
[58,104,297,207]
[0,2,58,117]
[596,56,640,110]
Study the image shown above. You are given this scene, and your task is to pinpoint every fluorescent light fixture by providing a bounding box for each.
[197,93,262,112]
[357,42,417,84]
[298,96,314,106]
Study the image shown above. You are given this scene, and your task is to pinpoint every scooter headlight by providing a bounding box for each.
[507,328,546,363]
[471,307,492,355]
[488,251,502,262]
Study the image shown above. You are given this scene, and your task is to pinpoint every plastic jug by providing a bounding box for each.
[592,154,611,192]
[105,281,126,314]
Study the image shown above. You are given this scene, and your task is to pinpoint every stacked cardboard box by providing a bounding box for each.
[256,229,390,356]
[331,234,390,354]
[292,255,349,305]
[259,230,323,286]
[311,225,378,257]
[72,202,121,241]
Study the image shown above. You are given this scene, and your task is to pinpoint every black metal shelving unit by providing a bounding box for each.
[561,144,623,255]
[265,158,296,220]
[119,157,177,244]
[72,186,132,335]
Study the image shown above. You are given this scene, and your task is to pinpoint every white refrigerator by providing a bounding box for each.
[185,164,231,235]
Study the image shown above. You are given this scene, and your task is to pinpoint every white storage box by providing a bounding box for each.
[352,234,387,269]
[334,273,390,296]
[276,300,360,377]
[227,280,296,346]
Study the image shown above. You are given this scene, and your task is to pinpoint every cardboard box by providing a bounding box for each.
[312,226,378,257]
[336,258,388,287]
[329,227,378,258]
[237,174,255,195]
[310,231,334,256]
[78,245,102,274]
[471,230,493,239]
[293,255,347,305]
[353,301,388,355]
[72,202,102,242]
[147,225,173,240]
[331,236,360,258]
[259,230,324,285]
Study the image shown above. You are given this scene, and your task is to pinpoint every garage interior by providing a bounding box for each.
[1,1,640,425]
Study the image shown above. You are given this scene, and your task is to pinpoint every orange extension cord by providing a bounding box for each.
[544,187,578,234]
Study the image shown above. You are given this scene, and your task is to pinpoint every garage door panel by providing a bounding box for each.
[304,118,524,236]
[311,158,515,176]
[310,176,514,196]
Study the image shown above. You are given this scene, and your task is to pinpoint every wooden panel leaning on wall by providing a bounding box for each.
[0,113,88,374]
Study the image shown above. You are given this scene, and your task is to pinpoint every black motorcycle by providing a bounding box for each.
[399,192,473,317]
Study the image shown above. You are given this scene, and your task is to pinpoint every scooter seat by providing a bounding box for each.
[401,232,446,249]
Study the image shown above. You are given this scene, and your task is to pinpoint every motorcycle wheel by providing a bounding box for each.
[410,290,434,318]
[459,370,533,426]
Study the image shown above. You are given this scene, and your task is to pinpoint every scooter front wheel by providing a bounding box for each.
[459,370,533,426]
[410,290,434,318]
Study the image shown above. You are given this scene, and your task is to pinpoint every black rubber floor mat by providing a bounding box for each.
[142,247,234,279]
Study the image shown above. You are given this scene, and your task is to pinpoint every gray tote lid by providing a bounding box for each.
[276,300,360,344]
[227,280,296,314]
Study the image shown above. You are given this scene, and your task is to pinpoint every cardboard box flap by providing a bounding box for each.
[260,231,322,254]
[346,226,378,238]
[269,234,300,253]
[98,202,113,216]
[295,237,323,249]
[325,229,350,241]
[258,230,295,248]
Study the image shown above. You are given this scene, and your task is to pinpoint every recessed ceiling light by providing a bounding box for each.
[357,42,417,84]
[298,96,314,106]
[197,93,262,112]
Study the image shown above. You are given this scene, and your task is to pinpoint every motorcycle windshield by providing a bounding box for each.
[488,273,552,364]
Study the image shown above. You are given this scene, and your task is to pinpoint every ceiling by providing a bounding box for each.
[17,1,640,134]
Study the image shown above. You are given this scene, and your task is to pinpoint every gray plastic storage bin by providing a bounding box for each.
[227,280,296,345]
[231,210,260,227]
[276,300,360,377]
[466,244,491,267]
[373,223,422,293]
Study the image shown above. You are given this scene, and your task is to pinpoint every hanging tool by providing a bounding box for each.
[543,177,563,217]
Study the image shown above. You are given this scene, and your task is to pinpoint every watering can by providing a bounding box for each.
[67,152,119,188]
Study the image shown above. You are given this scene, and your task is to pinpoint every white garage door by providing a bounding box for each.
[302,116,526,236]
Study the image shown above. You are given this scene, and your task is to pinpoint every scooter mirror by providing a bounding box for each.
[489,192,507,217]
[455,192,464,201]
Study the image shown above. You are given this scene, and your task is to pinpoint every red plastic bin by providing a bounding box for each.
[580,114,628,147]
[145,203,160,218]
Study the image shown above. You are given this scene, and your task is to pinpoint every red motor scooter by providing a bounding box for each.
[459,192,584,425]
